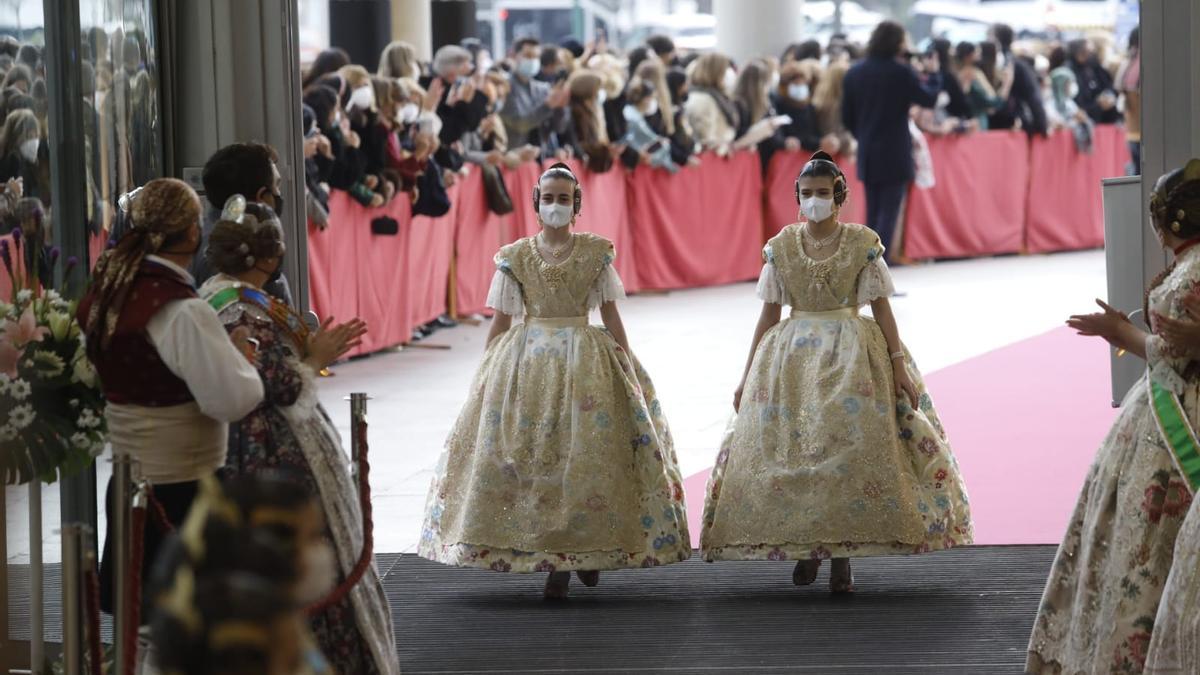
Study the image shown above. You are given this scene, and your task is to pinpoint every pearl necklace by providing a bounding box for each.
[538,232,574,260]
[803,222,842,250]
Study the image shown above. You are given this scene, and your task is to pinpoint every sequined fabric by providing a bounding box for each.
[700,223,973,561]
[1028,247,1200,675]
[419,233,691,572]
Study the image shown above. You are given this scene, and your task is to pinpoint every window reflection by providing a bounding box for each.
[79,0,162,250]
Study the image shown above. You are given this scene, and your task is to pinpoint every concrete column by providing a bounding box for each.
[1138,0,1200,286]
[392,0,433,61]
[713,0,804,65]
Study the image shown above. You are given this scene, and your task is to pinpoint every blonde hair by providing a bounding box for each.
[339,64,372,91]
[734,60,770,124]
[813,60,848,113]
[378,41,418,79]
[688,52,731,91]
[635,59,675,135]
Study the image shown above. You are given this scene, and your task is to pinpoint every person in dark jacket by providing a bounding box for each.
[987,23,1049,136]
[1067,39,1121,125]
[841,21,941,256]
[771,61,822,154]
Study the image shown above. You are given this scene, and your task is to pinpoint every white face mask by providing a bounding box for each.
[348,85,374,111]
[294,540,337,606]
[800,195,835,223]
[645,98,659,116]
[19,138,38,163]
[517,58,540,79]
[539,203,573,228]
[787,83,810,101]
[723,67,737,94]
[397,102,420,124]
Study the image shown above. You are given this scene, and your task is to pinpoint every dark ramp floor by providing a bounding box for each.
[383,545,1053,675]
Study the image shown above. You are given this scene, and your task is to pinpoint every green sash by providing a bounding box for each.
[1150,378,1200,495]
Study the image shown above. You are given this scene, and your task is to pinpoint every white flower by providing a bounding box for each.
[8,378,30,400]
[15,289,32,304]
[0,301,11,318]
[8,403,34,429]
[70,432,90,448]
[47,311,72,341]
[77,407,101,430]
[31,350,65,378]
[72,356,97,388]
[0,424,16,441]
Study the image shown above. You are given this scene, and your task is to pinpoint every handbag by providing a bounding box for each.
[370,215,399,235]
[412,156,451,218]
[481,163,514,215]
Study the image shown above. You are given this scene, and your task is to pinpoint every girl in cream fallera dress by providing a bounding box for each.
[1028,160,1200,675]
[699,152,973,592]
[419,163,690,598]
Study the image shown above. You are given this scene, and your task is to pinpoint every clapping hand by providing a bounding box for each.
[305,317,368,370]
[1067,299,1136,350]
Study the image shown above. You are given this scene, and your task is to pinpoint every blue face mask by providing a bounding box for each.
[517,58,540,79]
[788,83,810,101]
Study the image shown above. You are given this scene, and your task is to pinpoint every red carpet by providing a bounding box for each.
[683,326,1120,547]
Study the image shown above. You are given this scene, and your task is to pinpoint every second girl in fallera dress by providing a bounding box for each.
[419,163,690,599]
[699,152,973,592]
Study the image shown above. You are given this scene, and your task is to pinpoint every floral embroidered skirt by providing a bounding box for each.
[1027,374,1193,675]
[419,322,691,572]
[700,314,973,561]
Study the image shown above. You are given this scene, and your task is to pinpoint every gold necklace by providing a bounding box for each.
[803,222,842,250]
[538,232,573,259]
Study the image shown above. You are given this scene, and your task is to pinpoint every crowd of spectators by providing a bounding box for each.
[298,21,1138,224]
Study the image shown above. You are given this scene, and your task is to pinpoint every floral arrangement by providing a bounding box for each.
[0,228,105,485]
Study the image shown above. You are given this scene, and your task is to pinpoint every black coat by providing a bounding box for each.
[988,56,1048,136]
[1071,58,1121,125]
[842,57,941,185]
[772,93,822,152]
[602,95,642,170]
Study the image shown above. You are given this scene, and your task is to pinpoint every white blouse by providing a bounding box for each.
[485,265,626,318]
[755,257,896,306]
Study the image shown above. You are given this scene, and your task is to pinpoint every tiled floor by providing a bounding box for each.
[5,249,1107,564]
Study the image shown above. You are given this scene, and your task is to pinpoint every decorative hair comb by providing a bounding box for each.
[117,186,143,213]
[221,194,247,224]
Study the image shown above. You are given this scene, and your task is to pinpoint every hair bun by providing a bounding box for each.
[809,150,835,163]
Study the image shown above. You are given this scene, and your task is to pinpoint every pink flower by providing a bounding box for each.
[2,307,49,349]
[0,339,19,377]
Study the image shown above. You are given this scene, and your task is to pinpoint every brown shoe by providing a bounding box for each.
[829,558,854,594]
[792,559,821,586]
[543,571,570,600]
[576,570,600,587]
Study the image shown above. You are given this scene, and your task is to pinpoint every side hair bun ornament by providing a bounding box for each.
[222,194,247,224]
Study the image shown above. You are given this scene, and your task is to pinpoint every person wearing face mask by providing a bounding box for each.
[76,179,265,653]
[197,203,399,675]
[771,61,823,155]
[498,37,570,155]
[700,152,972,593]
[1048,45,1094,153]
[621,76,680,173]
[420,163,690,600]
[192,142,295,306]
[0,108,45,203]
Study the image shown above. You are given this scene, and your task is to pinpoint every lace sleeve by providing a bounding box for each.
[1146,334,1191,395]
[587,264,627,310]
[485,268,524,317]
[756,262,787,305]
[856,257,896,305]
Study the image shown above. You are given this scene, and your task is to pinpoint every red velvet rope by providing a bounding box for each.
[146,486,176,534]
[84,567,103,675]
[307,415,374,615]
[125,505,146,675]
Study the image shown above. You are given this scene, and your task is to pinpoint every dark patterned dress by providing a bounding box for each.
[201,275,400,675]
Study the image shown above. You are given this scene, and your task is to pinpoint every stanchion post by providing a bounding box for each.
[61,524,85,675]
[111,454,134,675]
[29,480,43,673]
[348,393,369,493]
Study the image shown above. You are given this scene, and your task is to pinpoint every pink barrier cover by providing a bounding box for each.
[1025,124,1128,253]
[905,130,1030,260]
[625,150,764,290]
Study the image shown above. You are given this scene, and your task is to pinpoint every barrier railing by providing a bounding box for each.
[306,126,1130,358]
